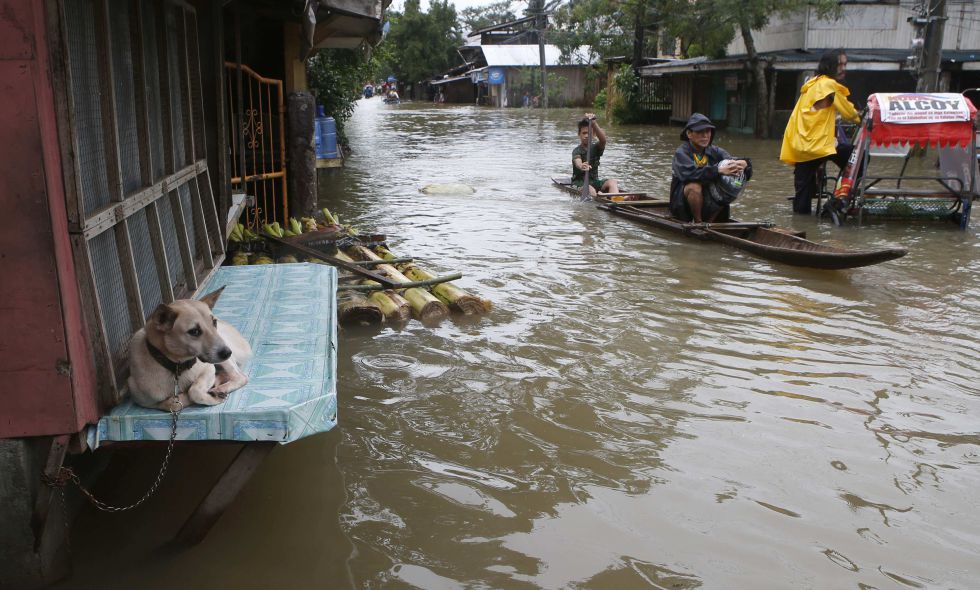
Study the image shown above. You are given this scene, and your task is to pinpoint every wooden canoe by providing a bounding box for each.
[552,177,907,270]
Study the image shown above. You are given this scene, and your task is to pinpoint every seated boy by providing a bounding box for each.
[670,113,751,223]
[572,113,620,198]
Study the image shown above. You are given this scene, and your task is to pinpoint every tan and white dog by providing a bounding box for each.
[127,287,252,411]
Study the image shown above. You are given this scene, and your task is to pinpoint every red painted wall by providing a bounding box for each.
[0,0,98,437]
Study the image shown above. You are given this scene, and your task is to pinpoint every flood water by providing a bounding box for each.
[63,99,980,589]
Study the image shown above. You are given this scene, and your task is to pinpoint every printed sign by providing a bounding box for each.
[488,67,505,85]
[875,93,971,124]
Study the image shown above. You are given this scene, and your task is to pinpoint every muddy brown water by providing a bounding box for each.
[61,100,980,589]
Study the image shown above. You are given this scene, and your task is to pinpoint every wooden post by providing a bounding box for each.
[175,443,275,545]
[287,92,317,216]
[283,23,308,93]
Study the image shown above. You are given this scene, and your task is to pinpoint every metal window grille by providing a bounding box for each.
[55,0,225,408]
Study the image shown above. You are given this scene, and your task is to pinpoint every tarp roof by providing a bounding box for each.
[481,45,593,67]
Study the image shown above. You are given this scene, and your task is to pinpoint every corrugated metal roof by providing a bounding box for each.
[431,75,471,86]
[481,45,593,67]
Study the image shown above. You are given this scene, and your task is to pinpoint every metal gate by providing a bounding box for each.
[226,62,288,229]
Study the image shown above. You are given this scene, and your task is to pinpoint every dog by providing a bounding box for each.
[127,287,252,411]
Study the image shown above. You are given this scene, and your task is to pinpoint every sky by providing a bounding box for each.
[389,0,527,16]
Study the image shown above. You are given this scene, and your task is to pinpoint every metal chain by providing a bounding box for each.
[43,376,183,513]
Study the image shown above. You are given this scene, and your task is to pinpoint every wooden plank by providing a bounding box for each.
[130,0,173,304]
[315,157,344,168]
[175,443,275,545]
[157,1,198,293]
[174,5,194,169]
[603,199,669,207]
[94,0,145,329]
[80,161,205,240]
[202,167,226,256]
[234,5,245,201]
[264,235,399,288]
[184,8,224,258]
[188,174,215,270]
[185,10,207,160]
[31,435,70,552]
[338,273,464,292]
[212,0,229,220]
[167,182,199,293]
[71,234,119,408]
[44,0,85,232]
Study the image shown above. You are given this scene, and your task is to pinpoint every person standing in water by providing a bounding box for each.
[780,49,860,214]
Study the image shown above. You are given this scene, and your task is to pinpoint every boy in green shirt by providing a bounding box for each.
[572,113,620,198]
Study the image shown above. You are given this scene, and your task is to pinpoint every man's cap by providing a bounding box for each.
[681,113,716,140]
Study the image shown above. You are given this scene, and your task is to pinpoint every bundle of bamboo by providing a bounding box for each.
[226,209,490,328]
[333,249,410,325]
[345,245,450,324]
[372,246,491,315]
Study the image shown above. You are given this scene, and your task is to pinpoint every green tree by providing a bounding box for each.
[307,47,382,147]
[550,0,667,65]
[381,0,464,85]
[660,0,734,59]
[459,0,518,35]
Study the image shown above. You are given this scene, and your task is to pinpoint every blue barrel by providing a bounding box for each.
[320,116,338,158]
[314,105,328,159]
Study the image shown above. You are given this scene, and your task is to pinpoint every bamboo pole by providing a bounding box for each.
[346,245,449,323]
[399,265,490,315]
[338,274,463,291]
[374,245,489,314]
[338,292,384,326]
[370,290,411,323]
[336,249,410,322]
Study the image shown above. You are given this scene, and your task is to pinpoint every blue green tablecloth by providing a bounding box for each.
[89,263,338,448]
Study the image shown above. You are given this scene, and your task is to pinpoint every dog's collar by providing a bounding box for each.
[145,339,197,376]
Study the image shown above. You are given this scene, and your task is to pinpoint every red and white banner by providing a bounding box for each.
[874,93,972,124]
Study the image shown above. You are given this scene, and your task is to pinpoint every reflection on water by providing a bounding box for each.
[63,100,980,590]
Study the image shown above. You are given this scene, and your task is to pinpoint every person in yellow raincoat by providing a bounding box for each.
[780,49,860,214]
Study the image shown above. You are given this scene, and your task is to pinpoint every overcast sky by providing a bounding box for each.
[389,0,527,17]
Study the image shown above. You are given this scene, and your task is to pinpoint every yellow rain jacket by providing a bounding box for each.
[779,75,860,164]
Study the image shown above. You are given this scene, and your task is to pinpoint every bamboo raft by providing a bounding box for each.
[551,177,908,270]
[229,209,491,327]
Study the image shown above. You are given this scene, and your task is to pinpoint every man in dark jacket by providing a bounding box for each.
[670,113,751,223]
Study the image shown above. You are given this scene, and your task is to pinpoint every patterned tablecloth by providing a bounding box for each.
[89,263,338,448]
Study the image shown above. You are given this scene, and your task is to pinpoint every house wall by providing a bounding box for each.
[728,3,980,55]
[0,0,98,438]
[441,80,475,103]
[503,66,593,107]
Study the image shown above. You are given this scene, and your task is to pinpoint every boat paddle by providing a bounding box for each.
[580,116,595,201]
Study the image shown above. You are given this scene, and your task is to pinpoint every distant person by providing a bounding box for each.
[532,95,540,108]
[669,113,751,223]
[523,91,531,107]
[571,113,620,198]
[780,49,860,214]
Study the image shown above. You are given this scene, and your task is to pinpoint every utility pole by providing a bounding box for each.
[531,0,548,107]
[914,0,947,92]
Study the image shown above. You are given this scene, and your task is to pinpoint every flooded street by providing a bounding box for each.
[64,99,980,589]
